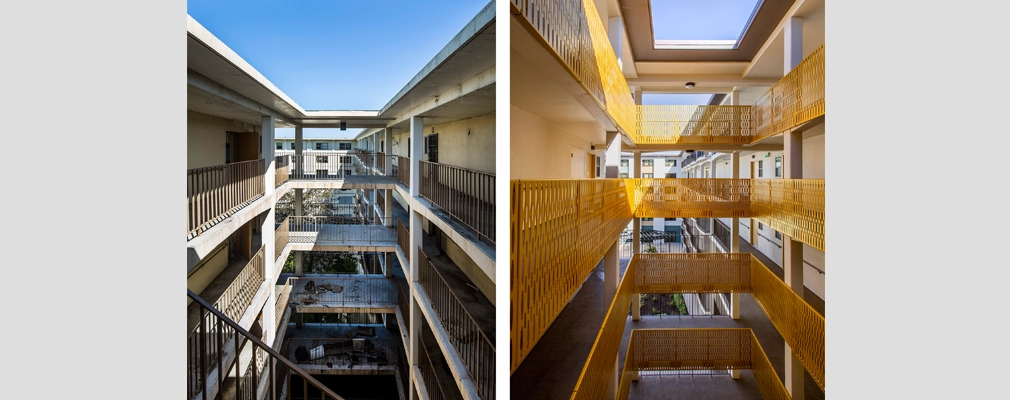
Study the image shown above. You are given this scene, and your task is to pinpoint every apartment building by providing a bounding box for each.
[511,1,824,400]
[186,2,496,400]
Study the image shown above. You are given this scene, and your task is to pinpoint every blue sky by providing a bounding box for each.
[651,0,761,41]
[188,0,489,138]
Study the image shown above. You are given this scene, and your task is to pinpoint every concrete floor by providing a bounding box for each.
[511,243,825,400]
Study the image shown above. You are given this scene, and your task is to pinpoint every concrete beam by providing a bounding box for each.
[388,65,496,127]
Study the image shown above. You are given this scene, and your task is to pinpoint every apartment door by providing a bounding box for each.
[227,131,260,163]
[571,146,586,178]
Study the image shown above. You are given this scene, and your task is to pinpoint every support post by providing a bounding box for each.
[631,151,641,321]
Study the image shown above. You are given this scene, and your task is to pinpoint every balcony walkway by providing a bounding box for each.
[287,276,397,314]
[284,324,399,376]
[511,240,824,400]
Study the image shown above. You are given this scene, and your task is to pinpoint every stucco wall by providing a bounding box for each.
[188,111,250,169]
[422,113,496,174]
[511,105,602,179]
[187,241,229,299]
[441,231,495,305]
[802,123,825,179]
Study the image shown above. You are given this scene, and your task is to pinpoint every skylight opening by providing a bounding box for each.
[650,0,763,50]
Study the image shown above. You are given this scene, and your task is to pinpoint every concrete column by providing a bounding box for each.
[384,128,393,176]
[784,17,803,74]
[384,189,393,227]
[604,238,619,303]
[384,252,392,278]
[631,151,641,321]
[295,125,303,178]
[262,116,275,195]
[410,117,423,197]
[605,131,621,178]
[261,205,276,344]
[409,293,422,400]
[294,252,303,276]
[783,116,805,400]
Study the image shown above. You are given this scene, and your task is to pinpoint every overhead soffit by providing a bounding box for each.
[618,0,796,62]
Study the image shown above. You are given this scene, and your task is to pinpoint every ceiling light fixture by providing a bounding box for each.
[685,82,695,89]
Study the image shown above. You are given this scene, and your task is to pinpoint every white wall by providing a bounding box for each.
[511,105,599,179]
[802,123,825,179]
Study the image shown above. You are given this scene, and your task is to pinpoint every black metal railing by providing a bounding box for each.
[419,161,495,243]
[187,290,344,400]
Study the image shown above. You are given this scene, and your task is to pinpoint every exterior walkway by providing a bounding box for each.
[511,241,825,400]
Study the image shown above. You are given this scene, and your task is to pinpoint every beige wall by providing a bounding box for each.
[422,113,496,174]
[188,111,250,169]
[802,123,825,179]
[187,241,229,301]
[511,105,601,179]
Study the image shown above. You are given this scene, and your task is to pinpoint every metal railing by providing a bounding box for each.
[624,179,751,219]
[396,281,410,332]
[286,276,397,309]
[188,290,344,400]
[397,220,410,263]
[636,106,754,144]
[750,178,825,251]
[213,246,266,323]
[352,149,387,175]
[418,339,447,400]
[617,329,789,400]
[287,153,390,180]
[275,219,289,262]
[754,45,825,141]
[397,156,410,188]
[283,216,396,245]
[419,160,496,243]
[187,159,265,239]
[275,282,291,331]
[275,155,290,188]
[418,249,495,400]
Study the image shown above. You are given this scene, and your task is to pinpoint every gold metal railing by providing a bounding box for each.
[570,253,824,398]
[213,246,266,323]
[624,178,751,219]
[510,179,633,372]
[635,106,755,144]
[754,45,826,141]
[616,329,789,400]
[750,179,825,251]
[187,159,265,240]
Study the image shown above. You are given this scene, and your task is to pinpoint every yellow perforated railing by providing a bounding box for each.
[567,253,824,399]
[750,179,825,251]
[511,178,824,375]
[510,179,633,372]
[512,0,824,144]
[617,329,790,400]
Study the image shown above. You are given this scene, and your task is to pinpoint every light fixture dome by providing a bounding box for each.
[685,82,695,89]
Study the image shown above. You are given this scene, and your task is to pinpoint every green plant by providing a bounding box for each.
[645,244,658,253]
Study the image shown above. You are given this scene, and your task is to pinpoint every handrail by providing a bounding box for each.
[213,246,266,323]
[397,156,410,188]
[275,155,290,187]
[286,216,397,244]
[275,282,291,331]
[397,220,410,263]
[287,154,390,180]
[418,248,495,400]
[187,159,265,239]
[286,276,397,309]
[418,160,496,243]
[418,338,448,400]
[275,217,290,262]
[187,289,345,400]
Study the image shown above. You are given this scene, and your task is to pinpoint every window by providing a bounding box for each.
[620,159,629,167]
[619,173,629,178]
[758,222,763,230]
[643,159,654,167]
[316,156,328,163]
[775,231,782,240]
[775,157,782,177]
[290,143,295,150]
[666,159,676,167]
[643,173,653,178]
[316,143,329,150]
[758,160,763,177]
[276,142,283,150]
[665,173,677,178]
[596,156,601,177]
[642,218,653,222]
[339,143,352,150]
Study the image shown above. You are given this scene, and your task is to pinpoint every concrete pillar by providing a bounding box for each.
[295,125,303,178]
[384,252,392,278]
[262,116,275,195]
[384,189,393,227]
[785,17,803,74]
[783,116,805,400]
[604,239,619,303]
[384,128,393,176]
[605,131,621,178]
[410,117,423,197]
[294,252,303,276]
[409,293,422,400]
[407,115,425,400]
[631,151,641,321]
